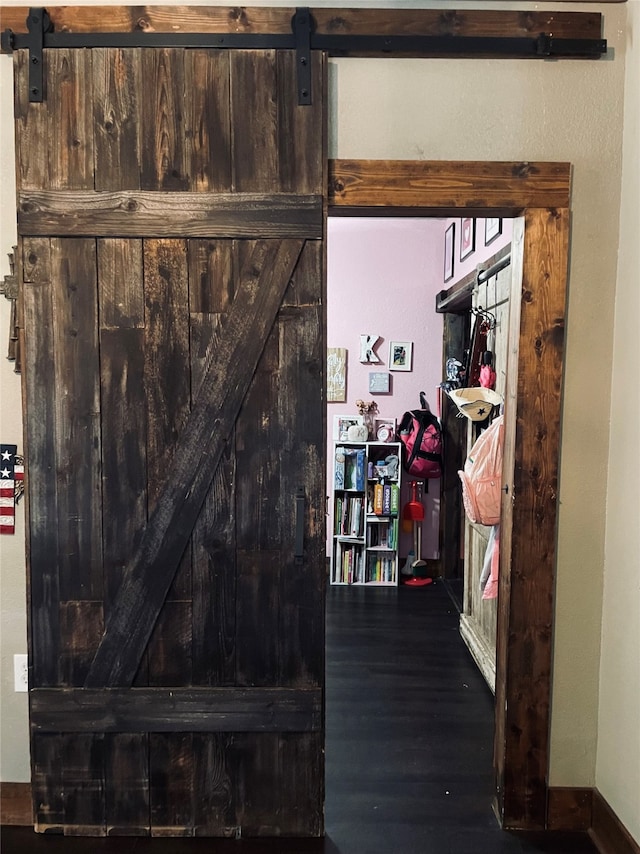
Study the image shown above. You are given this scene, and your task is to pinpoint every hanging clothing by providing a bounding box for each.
[480,523,500,600]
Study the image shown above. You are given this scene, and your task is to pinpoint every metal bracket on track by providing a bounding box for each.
[1,8,52,102]
[293,8,313,106]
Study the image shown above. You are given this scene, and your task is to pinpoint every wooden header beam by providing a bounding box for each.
[329,159,572,214]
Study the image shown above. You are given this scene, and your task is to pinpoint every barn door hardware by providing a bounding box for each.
[293,8,313,106]
[294,487,306,565]
[1,247,20,371]
[2,6,607,104]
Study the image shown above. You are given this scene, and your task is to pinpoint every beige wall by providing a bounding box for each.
[329,5,625,792]
[0,41,27,781]
[596,0,640,841]
[0,1,637,839]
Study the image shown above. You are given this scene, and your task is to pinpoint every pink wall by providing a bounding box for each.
[326,216,512,563]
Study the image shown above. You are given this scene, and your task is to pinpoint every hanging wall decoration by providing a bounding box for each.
[0,444,24,534]
[485,217,503,245]
[444,222,455,282]
[368,372,390,394]
[327,347,347,402]
[389,341,413,372]
[460,217,476,260]
[359,334,381,364]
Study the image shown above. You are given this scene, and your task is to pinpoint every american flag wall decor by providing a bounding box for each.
[1,444,23,534]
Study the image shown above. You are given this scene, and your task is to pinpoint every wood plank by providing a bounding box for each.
[149,733,194,836]
[187,239,234,314]
[229,733,323,836]
[85,239,304,688]
[547,786,593,831]
[140,48,188,190]
[276,50,326,195]
[59,601,104,686]
[497,210,569,830]
[21,249,60,687]
[104,733,150,835]
[31,733,64,832]
[190,311,236,687]
[99,326,147,609]
[62,733,106,836]
[93,48,142,191]
[191,734,236,836]
[275,241,325,686]
[184,50,231,193]
[143,237,191,606]
[18,190,324,237]
[13,51,50,189]
[329,160,571,212]
[0,8,608,44]
[494,216,525,825]
[51,238,102,603]
[97,239,144,328]
[47,49,94,190]
[21,237,50,283]
[230,51,278,192]
[30,688,322,732]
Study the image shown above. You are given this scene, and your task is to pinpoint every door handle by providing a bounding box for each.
[295,486,305,565]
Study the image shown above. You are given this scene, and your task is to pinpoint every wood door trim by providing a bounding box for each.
[329,159,571,212]
[327,158,568,832]
[30,687,322,732]
[18,190,324,238]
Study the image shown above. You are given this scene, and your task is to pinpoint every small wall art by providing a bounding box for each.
[327,347,347,402]
[460,217,476,261]
[368,372,390,394]
[485,217,503,245]
[444,222,455,282]
[389,341,413,372]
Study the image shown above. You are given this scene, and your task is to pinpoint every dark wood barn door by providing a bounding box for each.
[15,45,326,836]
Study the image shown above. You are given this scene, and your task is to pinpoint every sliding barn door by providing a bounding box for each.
[14,45,326,836]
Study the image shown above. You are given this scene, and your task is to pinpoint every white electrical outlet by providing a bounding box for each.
[14,654,28,692]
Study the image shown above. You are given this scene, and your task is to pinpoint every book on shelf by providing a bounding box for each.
[334,446,366,491]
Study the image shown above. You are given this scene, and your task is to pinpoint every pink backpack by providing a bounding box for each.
[458,415,504,526]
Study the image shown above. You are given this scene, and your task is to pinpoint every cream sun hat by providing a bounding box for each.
[448,387,503,422]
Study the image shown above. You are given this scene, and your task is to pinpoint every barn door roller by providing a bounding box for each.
[2,6,607,105]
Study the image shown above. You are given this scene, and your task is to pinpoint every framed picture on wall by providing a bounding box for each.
[369,372,391,394]
[444,223,455,282]
[460,217,476,261]
[333,414,365,442]
[485,217,503,245]
[389,341,413,372]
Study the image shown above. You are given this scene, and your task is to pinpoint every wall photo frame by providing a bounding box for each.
[485,217,503,245]
[460,217,476,260]
[444,222,455,282]
[389,341,413,372]
[333,414,365,442]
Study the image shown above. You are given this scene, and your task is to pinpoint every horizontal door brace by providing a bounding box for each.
[2,6,608,103]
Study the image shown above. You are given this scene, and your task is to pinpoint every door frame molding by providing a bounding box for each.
[329,158,570,831]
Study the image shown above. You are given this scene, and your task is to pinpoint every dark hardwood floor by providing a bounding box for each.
[1,581,596,853]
